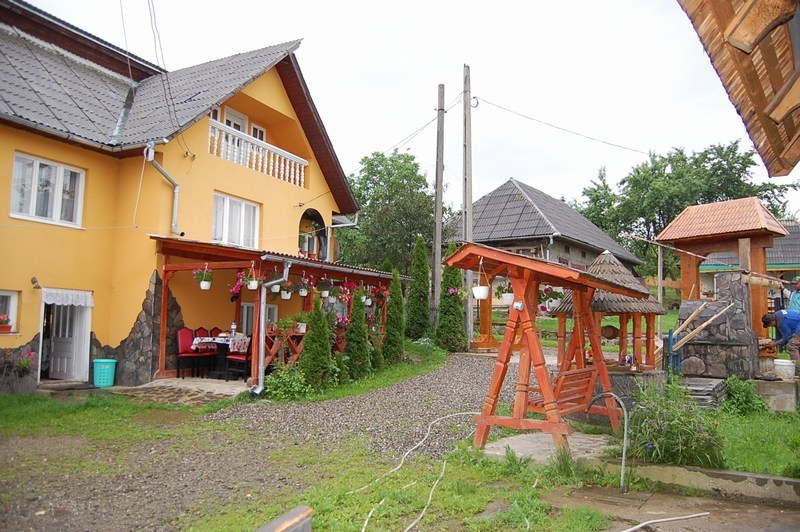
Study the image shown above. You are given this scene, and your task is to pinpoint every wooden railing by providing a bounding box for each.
[208,121,308,187]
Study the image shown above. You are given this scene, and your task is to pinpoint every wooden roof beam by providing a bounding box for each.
[724,0,798,54]
[767,71,800,122]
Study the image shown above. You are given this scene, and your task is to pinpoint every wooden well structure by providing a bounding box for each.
[553,251,666,370]
[445,243,649,451]
[655,197,788,338]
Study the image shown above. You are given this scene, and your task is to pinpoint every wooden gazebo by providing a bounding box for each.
[445,243,649,451]
[554,251,666,370]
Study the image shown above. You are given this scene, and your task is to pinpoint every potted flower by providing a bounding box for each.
[193,268,213,290]
[326,285,340,304]
[317,277,333,298]
[0,314,11,333]
[280,280,295,300]
[295,277,311,297]
[495,281,514,305]
[269,269,283,293]
[472,283,490,300]
[371,285,389,305]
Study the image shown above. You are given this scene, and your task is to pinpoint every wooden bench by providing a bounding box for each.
[527,367,597,416]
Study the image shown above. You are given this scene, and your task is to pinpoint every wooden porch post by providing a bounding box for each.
[557,313,567,367]
[645,314,655,367]
[632,313,643,366]
[619,313,629,364]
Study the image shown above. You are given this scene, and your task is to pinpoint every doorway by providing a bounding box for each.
[38,289,93,384]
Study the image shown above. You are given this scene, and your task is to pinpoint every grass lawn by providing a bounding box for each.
[718,411,800,476]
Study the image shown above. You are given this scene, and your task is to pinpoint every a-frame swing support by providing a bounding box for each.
[444,243,648,452]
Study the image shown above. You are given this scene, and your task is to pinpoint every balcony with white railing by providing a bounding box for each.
[208,120,308,187]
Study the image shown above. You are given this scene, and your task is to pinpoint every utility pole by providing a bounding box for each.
[463,64,474,343]
[432,84,445,332]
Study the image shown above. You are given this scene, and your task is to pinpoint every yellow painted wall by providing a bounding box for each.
[1,65,345,351]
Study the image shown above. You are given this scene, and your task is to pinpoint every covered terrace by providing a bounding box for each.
[151,236,394,386]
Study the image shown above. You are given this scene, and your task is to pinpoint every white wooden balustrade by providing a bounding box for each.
[208,121,308,187]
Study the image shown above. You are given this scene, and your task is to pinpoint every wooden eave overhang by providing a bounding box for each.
[0,0,161,81]
[151,236,396,283]
[276,54,358,215]
[444,242,649,299]
[678,0,800,177]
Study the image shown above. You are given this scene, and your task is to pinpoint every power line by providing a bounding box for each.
[475,96,649,156]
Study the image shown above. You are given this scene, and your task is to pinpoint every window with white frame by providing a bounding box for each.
[251,124,266,142]
[212,192,259,248]
[11,153,84,226]
[0,290,19,331]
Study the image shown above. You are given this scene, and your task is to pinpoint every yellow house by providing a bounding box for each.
[0,1,392,388]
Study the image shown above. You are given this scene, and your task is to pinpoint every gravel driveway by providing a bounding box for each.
[0,354,523,531]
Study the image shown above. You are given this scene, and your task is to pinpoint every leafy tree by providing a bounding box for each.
[436,242,468,352]
[338,151,436,275]
[344,292,371,380]
[406,236,430,339]
[297,297,333,390]
[578,141,798,278]
[382,269,405,364]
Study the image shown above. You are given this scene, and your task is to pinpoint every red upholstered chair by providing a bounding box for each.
[177,327,205,378]
[210,327,222,337]
[226,336,252,381]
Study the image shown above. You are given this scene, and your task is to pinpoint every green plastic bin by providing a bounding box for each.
[93,359,117,387]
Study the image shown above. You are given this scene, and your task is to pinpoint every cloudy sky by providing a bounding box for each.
[27,0,800,215]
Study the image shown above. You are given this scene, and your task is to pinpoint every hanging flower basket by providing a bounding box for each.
[501,292,515,305]
[193,265,213,290]
[320,290,330,298]
[271,284,281,293]
[472,286,490,300]
[247,280,259,290]
[281,291,292,300]
[327,296,337,304]
[364,297,372,307]
[298,288,309,297]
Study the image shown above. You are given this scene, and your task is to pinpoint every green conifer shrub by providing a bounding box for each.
[406,236,430,339]
[382,269,405,364]
[345,292,372,379]
[297,296,333,390]
[435,242,468,352]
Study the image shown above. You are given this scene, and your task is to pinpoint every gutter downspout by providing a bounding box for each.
[251,259,292,396]
[547,232,560,261]
[144,143,184,237]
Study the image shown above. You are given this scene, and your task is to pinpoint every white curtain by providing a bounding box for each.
[41,288,94,307]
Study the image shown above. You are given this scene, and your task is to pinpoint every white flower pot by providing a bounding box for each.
[361,295,367,302]
[295,322,307,334]
[365,297,372,306]
[298,288,309,297]
[247,280,259,290]
[472,286,489,300]
[501,293,515,305]
[327,296,337,304]
[271,284,281,293]
[199,280,212,290]
[320,290,329,298]
[280,291,292,300]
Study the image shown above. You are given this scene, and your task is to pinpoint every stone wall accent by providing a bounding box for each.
[677,273,757,379]
[91,271,184,387]
[0,334,41,394]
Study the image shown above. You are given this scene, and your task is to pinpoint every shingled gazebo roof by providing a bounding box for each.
[554,251,666,315]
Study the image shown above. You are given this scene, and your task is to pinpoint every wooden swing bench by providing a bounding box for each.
[527,367,597,416]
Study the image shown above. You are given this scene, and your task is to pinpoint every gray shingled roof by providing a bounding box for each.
[701,218,800,269]
[452,178,641,265]
[554,251,665,315]
[0,20,299,148]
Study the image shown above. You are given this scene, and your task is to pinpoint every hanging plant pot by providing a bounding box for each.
[247,280,259,290]
[271,284,281,293]
[320,290,330,298]
[200,281,212,291]
[365,297,372,307]
[472,286,490,300]
[361,295,367,303]
[327,296,337,304]
[501,293,515,305]
[298,288,309,297]
[280,291,292,300]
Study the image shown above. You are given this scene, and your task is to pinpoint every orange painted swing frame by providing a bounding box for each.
[444,243,649,451]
